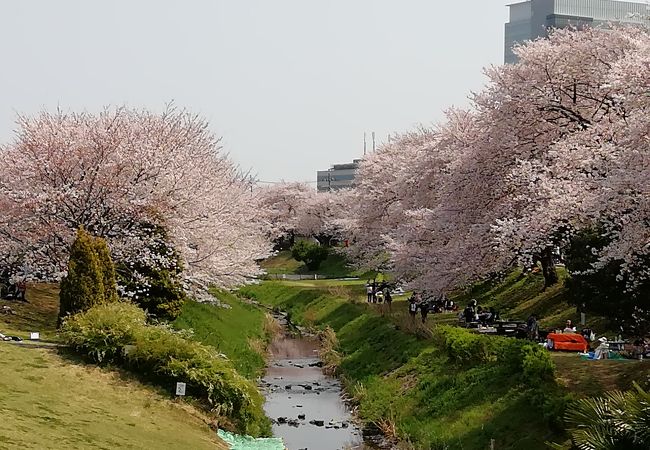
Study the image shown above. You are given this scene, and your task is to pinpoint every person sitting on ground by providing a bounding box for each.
[563,320,577,333]
[594,337,610,360]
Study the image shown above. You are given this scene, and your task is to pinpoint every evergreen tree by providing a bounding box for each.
[58,228,105,325]
[93,236,119,304]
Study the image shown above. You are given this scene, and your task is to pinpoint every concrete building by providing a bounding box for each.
[505,0,650,63]
[316,159,361,192]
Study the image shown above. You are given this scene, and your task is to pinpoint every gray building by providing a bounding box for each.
[505,0,650,63]
[316,159,361,192]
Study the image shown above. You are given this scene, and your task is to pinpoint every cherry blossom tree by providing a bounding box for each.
[256,182,313,248]
[347,26,650,301]
[257,182,351,248]
[0,106,270,295]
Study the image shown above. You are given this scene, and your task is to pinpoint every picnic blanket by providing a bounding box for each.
[547,333,588,352]
[217,430,285,450]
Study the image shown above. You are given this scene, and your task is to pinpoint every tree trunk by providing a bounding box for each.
[540,247,559,289]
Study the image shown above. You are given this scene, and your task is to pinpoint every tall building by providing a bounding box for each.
[316,159,361,192]
[505,0,650,63]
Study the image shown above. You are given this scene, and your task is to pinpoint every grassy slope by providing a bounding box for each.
[239,280,561,449]
[0,284,227,450]
[449,267,611,331]
[173,289,269,379]
[240,276,650,449]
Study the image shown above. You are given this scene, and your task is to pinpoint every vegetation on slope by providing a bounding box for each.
[239,280,564,449]
[240,273,650,449]
[449,267,611,332]
[173,288,274,379]
[0,286,228,450]
[61,302,270,436]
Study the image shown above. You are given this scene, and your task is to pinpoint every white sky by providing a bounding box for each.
[0,1,509,183]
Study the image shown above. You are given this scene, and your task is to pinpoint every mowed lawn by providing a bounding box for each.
[0,284,227,450]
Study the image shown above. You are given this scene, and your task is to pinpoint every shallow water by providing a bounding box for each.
[261,333,365,450]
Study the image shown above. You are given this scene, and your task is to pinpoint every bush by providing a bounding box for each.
[60,302,270,436]
[291,240,329,271]
[59,227,119,325]
[520,344,555,385]
[434,326,500,365]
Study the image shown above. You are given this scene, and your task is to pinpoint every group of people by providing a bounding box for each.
[462,299,499,326]
[365,281,393,307]
[406,292,456,324]
[1,280,27,301]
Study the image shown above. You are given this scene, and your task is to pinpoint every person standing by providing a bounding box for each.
[408,294,418,323]
[420,300,429,324]
[384,286,392,312]
[366,283,373,303]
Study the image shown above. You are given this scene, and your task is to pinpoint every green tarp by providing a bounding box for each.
[217,430,285,450]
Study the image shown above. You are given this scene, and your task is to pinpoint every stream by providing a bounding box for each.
[260,321,378,450]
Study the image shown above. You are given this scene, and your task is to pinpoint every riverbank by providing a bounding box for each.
[238,278,649,450]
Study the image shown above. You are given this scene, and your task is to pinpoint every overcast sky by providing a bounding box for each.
[0,1,509,183]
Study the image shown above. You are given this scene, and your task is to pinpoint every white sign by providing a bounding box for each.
[29,332,40,340]
[175,382,186,396]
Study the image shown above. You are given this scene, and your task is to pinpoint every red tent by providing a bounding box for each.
[547,333,589,352]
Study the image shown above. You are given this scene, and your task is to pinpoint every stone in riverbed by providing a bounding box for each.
[298,414,306,420]
[309,420,324,427]
[277,417,287,424]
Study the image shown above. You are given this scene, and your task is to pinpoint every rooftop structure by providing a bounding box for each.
[505,0,650,63]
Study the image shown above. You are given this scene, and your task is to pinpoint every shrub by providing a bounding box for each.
[60,302,270,436]
[434,326,500,365]
[520,344,555,385]
[59,227,119,325]
[291,240,329,271]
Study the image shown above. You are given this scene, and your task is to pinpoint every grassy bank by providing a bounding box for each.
[449,267,611,331]
[239,279,649,449]
[0,285,228,450]
[239,280,561,449]
[173,288,273,379]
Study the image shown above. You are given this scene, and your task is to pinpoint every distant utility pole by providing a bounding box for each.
[363,132,367,156]
[372,131,376,153]
[327,171,333,192]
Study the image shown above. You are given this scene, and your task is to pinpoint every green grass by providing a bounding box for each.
[172,289,270,379]
[239,281,562,449]
[240,277,650,450]
[1,284,60,341]
[0,344,226,450]
[0,284,228,449]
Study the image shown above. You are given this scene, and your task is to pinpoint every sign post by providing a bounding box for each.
[175,382,186,396]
